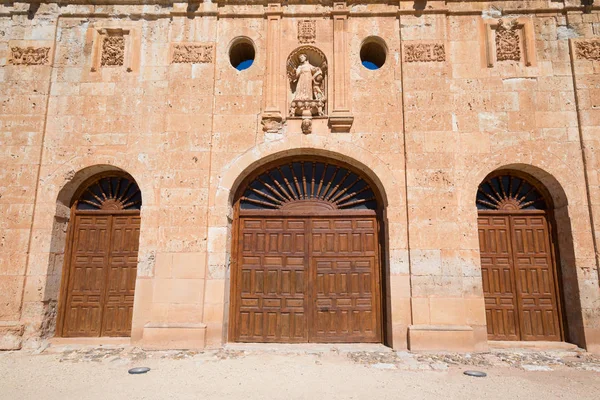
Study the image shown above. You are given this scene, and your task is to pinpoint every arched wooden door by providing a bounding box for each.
[230,159,383,343]
[477,172,564,341]
[58,174,142,337]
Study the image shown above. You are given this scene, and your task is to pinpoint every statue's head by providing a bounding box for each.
[299,53,307,63]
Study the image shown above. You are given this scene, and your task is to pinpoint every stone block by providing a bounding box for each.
[141,323,206,350]
[408,325,476,352]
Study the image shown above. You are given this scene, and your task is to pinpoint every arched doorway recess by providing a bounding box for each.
[56,173,142,337]
[229,157,384,343]
[476,171,564,341]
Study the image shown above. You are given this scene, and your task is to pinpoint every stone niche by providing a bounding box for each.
[286,46,328,119]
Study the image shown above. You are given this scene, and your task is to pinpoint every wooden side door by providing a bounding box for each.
[235,217,309,342]
[101,215,140,336]
[309,216,381,343]
[63,214,111,337]
[478,215,520,340]
[510,215,561,341]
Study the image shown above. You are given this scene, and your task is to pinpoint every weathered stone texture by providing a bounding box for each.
[0,1,599,353]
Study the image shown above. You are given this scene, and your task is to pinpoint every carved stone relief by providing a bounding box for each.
[286,46,328,118]
[301,118,312,134]
[495,19,521,62]
[9,46,50,65]
[261,117,283,133]
[404,43,445,63]
[172,44,214,64]
[575,40,600,60]
[101,35,125,67]
[298,20,316,44]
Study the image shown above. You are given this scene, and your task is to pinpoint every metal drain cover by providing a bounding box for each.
[464,370,487,377]
[128,367,151,375]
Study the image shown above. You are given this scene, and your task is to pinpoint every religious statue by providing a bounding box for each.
[287,48,327,118]
[291,53,323,101]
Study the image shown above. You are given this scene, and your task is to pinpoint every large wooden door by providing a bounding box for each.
[60,175,142,338]
[231,159,383,343]
[477,173,562,342]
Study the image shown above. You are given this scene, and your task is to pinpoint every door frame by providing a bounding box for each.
[227,156,387,344]
[55,173,141,338]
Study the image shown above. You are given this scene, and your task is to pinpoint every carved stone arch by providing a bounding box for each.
[476,170,550,211]
[237,158,378,212]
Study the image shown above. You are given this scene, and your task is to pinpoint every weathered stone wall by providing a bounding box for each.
[0,0,599,352]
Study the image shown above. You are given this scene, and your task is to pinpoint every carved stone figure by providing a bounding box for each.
[301,118,312,134]
[101,36,125,66]
[495,19,521,62]
[9,46,50,65]
[287,47,328,117]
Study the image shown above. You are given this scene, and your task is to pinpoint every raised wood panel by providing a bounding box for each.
[510,216,561,341]
[62,213,140,338]
[478,215,520,341]
[236,218,308,342]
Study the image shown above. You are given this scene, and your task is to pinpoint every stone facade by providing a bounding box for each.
[1,0,600,353]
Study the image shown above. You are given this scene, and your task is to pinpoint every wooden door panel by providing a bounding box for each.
[510,215,561,341]
[101,215,140,336]
[478,215,520,341]
[63,215,111,337]
[236,218,308,342]
[309,217,380,343]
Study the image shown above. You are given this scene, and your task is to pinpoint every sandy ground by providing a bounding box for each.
[1,346,599,400]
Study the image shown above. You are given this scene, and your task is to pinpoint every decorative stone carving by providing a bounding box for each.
[495,19,521,62]
[261,117,283,133]
[298,20,316,44]
[301,118,312,134]
[575,40,600,60]
[9,46,50,65]
[404,43,445,63]
[101,35,125,66]
[287,46,328,118]
[172,44,214,64]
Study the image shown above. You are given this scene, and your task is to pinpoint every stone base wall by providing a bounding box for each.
[0,1,599,352]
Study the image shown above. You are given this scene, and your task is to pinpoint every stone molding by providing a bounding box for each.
[89,26,140,72]
[481,17,536,68]
[330,1,353,132]
[261,2,284,132]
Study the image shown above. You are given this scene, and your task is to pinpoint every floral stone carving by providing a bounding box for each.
[404,43,445,63]
[9,47,50,65]
[287,46,328,118]
[172,44,214,64]
[298,20,316,44]
[495,19,521,62]
[575,40,600,60]
[101,36,125,66]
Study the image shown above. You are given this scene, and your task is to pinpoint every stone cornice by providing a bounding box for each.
[0,0,596,18]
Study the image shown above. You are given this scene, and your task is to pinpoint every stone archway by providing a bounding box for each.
[228,155,386,343]
[55,171,142,337]
[476,169,574,342]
